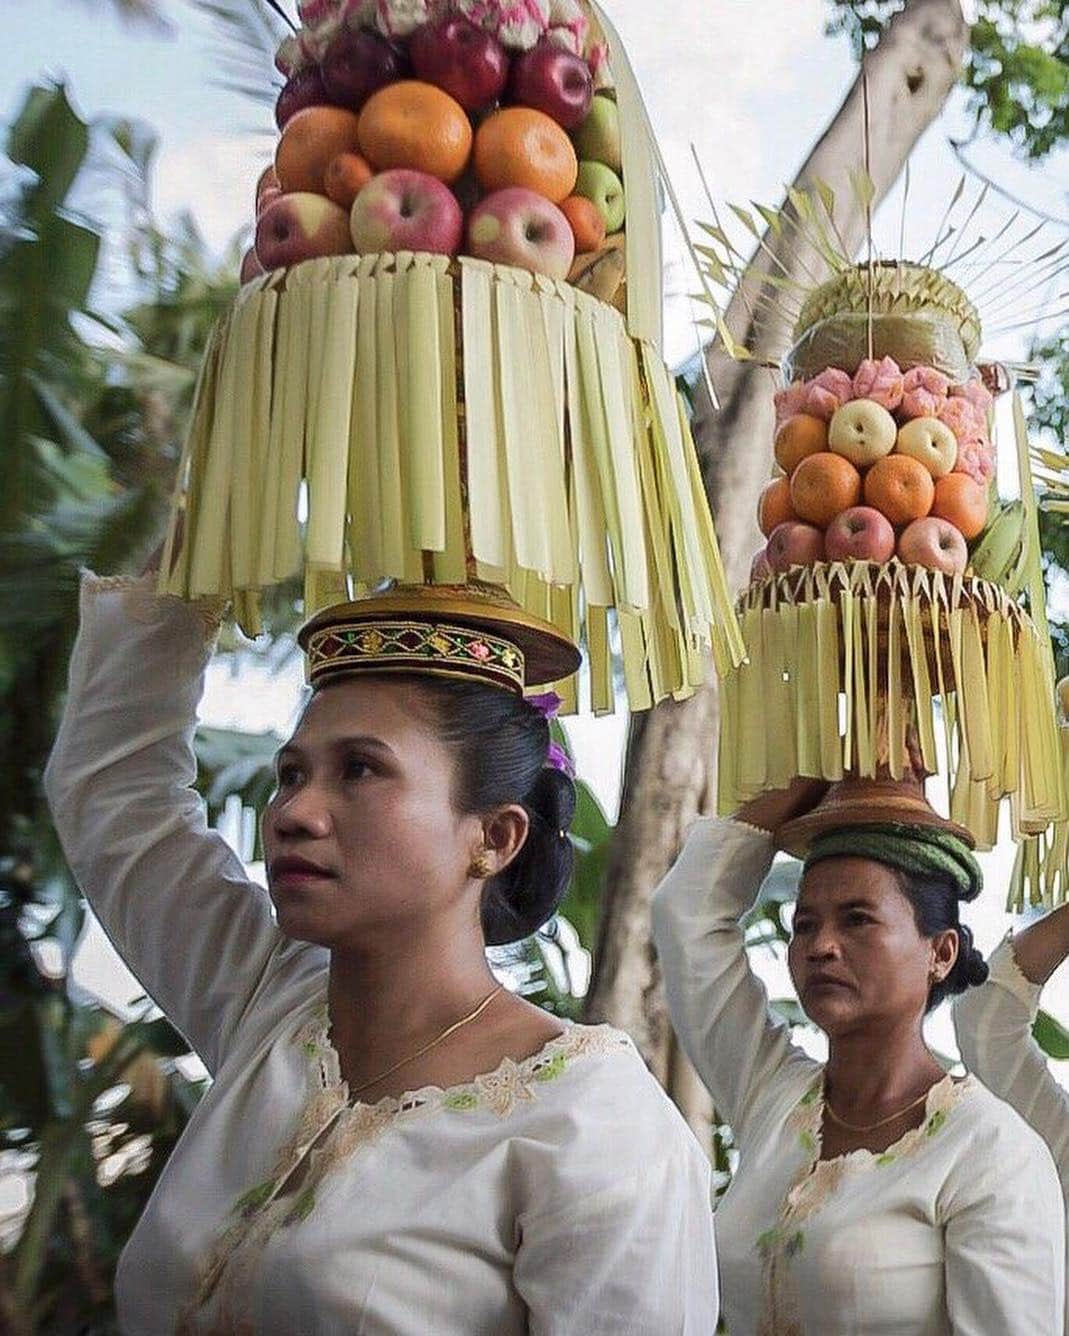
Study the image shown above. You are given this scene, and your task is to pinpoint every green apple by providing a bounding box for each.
[572,94,621,173]
[575,161,625,233]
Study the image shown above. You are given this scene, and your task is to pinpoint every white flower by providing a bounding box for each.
[546,0,587,52]
[375,0,434,38]
[455,0,550,51]
[274,34,306,75]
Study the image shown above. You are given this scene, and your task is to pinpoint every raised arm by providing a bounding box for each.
[650,780,825,1140]
[953,918,1069,1196]
[43,572,288,1074]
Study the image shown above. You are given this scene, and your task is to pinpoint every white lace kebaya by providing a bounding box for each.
[44,572,719,1335]
[651,816,1065,1335]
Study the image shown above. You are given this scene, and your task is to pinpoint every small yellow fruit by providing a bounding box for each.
[828,399,897,467]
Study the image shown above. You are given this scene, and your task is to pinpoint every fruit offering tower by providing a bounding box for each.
[158,0,745,713]
[697,189,1068,892]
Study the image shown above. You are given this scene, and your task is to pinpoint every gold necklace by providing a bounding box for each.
[348,985,505,1098]
[823,1086,933,1134]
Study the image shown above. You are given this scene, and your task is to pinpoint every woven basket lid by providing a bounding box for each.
[778,774,977,859]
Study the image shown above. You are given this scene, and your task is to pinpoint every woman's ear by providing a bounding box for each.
[481,805,530,876]
[931,928,960,983]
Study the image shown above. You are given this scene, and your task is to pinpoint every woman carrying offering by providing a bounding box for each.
[45,557,718,1334]
[651,771,1064,1335]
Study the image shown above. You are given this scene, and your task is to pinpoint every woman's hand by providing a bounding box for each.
[734,776,829,837]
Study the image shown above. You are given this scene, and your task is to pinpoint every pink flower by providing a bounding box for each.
[774,381,808,428]
[545,0,587,53]
[587,39,613,87]
[851,356,904,411]
[955,440,996,486]
[900,366,950,419]
[456,0,550,49]
[937,396,987,445]
[802,367,853,422]
[468,639,492,661]
[950,377,994,420]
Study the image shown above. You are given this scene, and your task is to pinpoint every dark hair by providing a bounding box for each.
[414,679,576,945]
[891,869,989,1010]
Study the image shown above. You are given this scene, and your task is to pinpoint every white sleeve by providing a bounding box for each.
[942,1105,1065,1335]
[651,816,818,1140]
[513,1113,718,1334]
[43,572,285,1073]
[953,935,1069,1198]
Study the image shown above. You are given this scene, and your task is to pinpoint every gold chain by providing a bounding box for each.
[823,1086,932,1134]
[348,985,505,1099]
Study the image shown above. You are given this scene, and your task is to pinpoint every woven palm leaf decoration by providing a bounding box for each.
[693,172,1069,896]
[157,0,744,713]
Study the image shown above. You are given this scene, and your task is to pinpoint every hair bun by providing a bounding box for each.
[529,765,577,836]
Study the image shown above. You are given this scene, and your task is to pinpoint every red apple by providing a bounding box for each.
[824,506,895,564]
[349,168,464,256]
[410,16,509,112]
[766,521,825,573]
[240,247,265,284]
[321,26,408,112]
[897,516,968,575]
[256,183,284,217]
[275,66,330,130]
[255,192,353,269]
[507,40,593,130]
[466,187,575,279]
[750,547,772,583]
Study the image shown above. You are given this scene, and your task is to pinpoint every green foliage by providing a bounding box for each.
[826,0,1069,160]
[1033,1006,1069,1057]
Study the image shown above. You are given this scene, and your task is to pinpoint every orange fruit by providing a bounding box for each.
[275,106,363,194]
[863,454,935,527]
[358,80,472,184]
[324,152,374,208]
[774,413,828,475]
[931,473,987,540]
[559,194,606,253]
[789,452,861,527]
[758,476,797,537]
[473,107,578,203]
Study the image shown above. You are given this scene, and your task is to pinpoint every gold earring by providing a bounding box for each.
[469,850,494,879]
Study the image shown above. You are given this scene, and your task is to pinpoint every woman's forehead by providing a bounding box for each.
[289,676,433,746]
[797,856,902,908]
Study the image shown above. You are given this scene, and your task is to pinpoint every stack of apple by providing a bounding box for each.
[751,356,997,582]
[247,0,627,290]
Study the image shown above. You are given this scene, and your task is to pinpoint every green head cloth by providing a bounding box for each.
[803,823,983,903]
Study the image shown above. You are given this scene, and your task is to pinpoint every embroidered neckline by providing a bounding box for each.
[179,1006,633,1332]
[754,1070,974,1333]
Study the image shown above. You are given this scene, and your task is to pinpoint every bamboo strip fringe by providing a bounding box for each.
[719,560,1065,863]
[158,253,744,712]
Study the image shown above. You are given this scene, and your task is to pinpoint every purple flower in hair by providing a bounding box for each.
[528,693,575,777]
[528,691,563,719]
[546,741,575,779]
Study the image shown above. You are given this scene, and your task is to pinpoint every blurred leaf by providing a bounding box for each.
[1033,1007,1069,1059]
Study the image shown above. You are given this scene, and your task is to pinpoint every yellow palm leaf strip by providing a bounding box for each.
[1015,390,1056,652]
[815,586,843,779]
[238,287,277,596]
[1019,627,1062,829]
[373,263,407,581]
[763,606,795,790]
[864,583,879,779]
[591,301,650,611]
[536,277,568,463]
[390,257,426,585]
[794,599,822,778]
[496,274,573,583]
[563,292,613,611]
[738,605,767,793]
[983,606,1007,799]
[996,612,1021,797]
[348,264,382,585]
[255,289,288,588]
[717,665,740,813]
[161,318,224,597]
[927,574,957,794]
[402,259,446,553]
[458,260,510,569]
[433,264,466,585]
[189,297,248,597]
[677,392,743,669]
[587,603,614,715]
[273,279,313,583]
[838,581,856,772]
[902,584,937,775]
[956,599,995,784]
[305,277,358,570]
[631,356,679,638]
[619,608,653,711]
[641,345,710,635]
[849,574,873,777]
[575,305,625,600]
[886,585,905,780]
[588,0,662,349]
[1008,837,1036,913]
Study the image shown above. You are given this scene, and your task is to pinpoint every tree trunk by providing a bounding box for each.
[584,0,970,1133]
